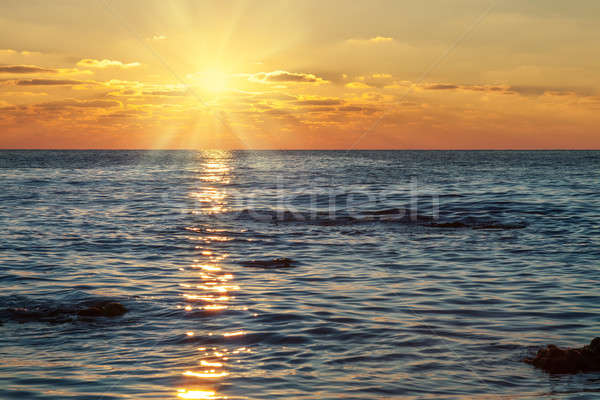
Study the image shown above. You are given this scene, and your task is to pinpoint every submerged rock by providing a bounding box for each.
[241,257,294,268]
[77,301,127,317]
[524,337,600,374]
[5,306,73,324]
[3,300,127,323]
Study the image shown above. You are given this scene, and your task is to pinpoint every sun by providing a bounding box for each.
[196,68,229,93]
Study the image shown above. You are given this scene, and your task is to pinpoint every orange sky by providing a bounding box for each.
[1,0,599,149]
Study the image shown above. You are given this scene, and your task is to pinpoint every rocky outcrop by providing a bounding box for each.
[3,300,127,323]
[524,337,600,374]
[77,301,128,317]
[240,257,295,268]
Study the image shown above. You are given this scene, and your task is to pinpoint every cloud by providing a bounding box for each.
[150,35,167,41]
[468,85,506,92]
[0,65,92,77]
[345,81,371,89]
[508,85,595,97]
[425,84,460,90]
[422,82,510,92]
[0,98,122,127]
[338,105,363,112]
[305,106,337,113]
[0,65,57,74]
[69,99,120,108]
[2,91,48,97]
[295,98,343,106]
[247,70,327,84]
[254,92,297,101]
[369,36,394,43]
[506,85,563,96]
[77,59,141,69]
[143,89,188,96]
[15,79,88,86]
[347,36,395,45]
[0,49,44,57]
[36,99,121,110]
[97,110,141,121]
[420,82,589,97]
[348,73,397,89]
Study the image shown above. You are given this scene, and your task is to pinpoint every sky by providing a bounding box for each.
[1,0,599,149]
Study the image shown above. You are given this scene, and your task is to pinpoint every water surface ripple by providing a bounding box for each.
[1,150,599,399]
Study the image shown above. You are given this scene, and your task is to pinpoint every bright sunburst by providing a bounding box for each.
[195,68,229,93]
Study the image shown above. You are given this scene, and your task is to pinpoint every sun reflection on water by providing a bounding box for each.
[178,151,241,400]
[176,389,221,399]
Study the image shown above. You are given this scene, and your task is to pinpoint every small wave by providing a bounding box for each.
[179,331,311,346]
[429,221,527,230]
[222,207,436,226]
[239,257,295,268]
[360,208,408,216]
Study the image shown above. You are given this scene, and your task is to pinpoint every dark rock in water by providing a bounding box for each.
[472,223,526,230]
[6,306,75,324]
[3,300,127,323]
[429,221,468,228]
[77,301,127,317]
[241,257,295,268]
[524,337,600,374]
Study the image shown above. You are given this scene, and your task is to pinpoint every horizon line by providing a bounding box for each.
[1,148,599,151]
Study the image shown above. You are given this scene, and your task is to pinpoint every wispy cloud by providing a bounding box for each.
[338,105,363,112]
[142,89,188,97]
[0,49,42,56]
[345,73,397,89]
[345,81,371,89]
[150,35,167,41]
[35,99,121,109]
[246,70,327,84]
[15,79,89,86]
[420,82,591,97]
[77,59,141,69]
[425,84,460,90]
[422,82,508,92]
[346,36,394,45]
[0,65,57,74]
[294,98,343,106]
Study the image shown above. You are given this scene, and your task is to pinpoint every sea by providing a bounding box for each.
[0,150,599,399]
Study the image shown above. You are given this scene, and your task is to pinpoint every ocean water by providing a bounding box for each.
[1,150,599,400]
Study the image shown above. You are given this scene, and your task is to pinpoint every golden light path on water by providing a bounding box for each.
[176,151,247,400]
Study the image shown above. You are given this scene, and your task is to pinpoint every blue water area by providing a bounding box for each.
[0,150,599,399]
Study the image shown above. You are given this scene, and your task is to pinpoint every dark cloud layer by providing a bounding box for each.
[423,82,592,97]
[295,99,343,106]
[506,85,591,96]
[426,84,460,90]
[0,65,57,74]
[338,105,363,112]
[16,79,87,86]
[40,99,120,109]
